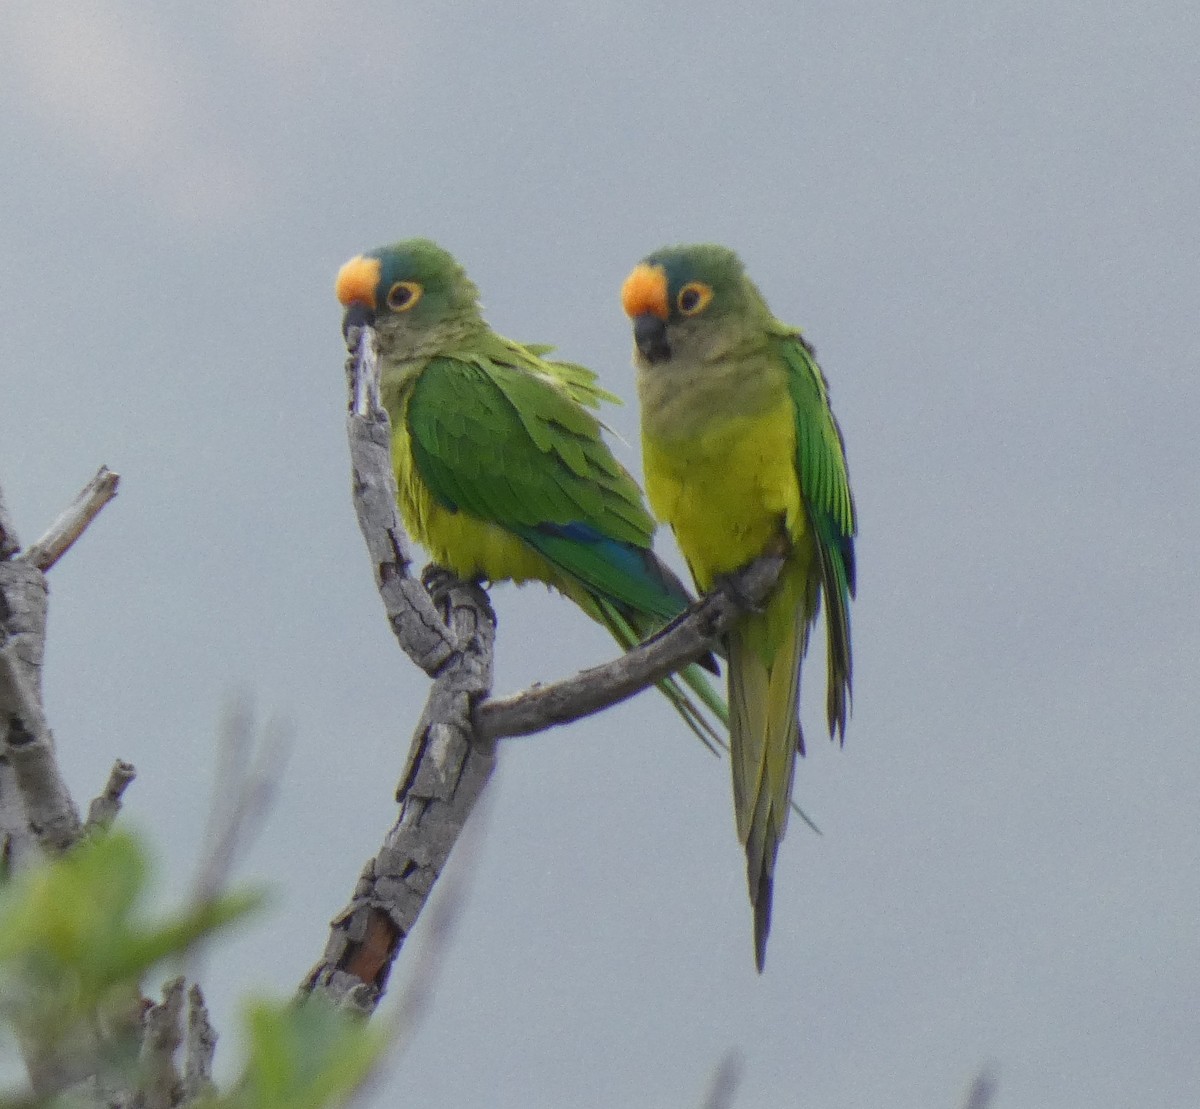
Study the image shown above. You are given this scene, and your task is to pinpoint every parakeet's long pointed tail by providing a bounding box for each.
[728,559,812,972]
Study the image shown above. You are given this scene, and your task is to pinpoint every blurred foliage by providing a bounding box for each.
[0,832,257,1045]
[0,831,389,1108]
[212,998,388,1109]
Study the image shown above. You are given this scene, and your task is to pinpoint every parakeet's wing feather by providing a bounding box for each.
[776,326,857,740]
[487,333,622,409]
[408,350,726,747]
[407,353,684,621]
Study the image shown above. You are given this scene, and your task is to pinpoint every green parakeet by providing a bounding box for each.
[622,244,856,970]
[336,238,725,745]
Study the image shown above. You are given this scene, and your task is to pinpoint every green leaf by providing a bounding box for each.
[223,997,389,1109]
[0,831,263,1038]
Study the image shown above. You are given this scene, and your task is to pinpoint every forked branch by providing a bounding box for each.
[305,326,779,1009]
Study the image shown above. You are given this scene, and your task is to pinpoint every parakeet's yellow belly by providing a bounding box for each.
[642,395,803,592]
[391,423,558,585]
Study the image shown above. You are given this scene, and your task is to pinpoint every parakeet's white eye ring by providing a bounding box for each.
[387,281,423,311]
[677,282,713,316]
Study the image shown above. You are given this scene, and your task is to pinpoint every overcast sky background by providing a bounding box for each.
[1,2,1197,1106]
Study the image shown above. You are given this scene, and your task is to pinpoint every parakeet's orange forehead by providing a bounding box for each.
[621,262,668,320]
[335,255,382,309]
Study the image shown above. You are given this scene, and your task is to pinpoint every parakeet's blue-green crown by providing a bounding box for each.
[642,243,745,299]
[367,236,475,303]
[366,238,482,317]
[336,237,484,335]
[622,243,768,328]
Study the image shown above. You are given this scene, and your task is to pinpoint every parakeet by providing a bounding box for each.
[622,244,856,970]
[336,238,725,745]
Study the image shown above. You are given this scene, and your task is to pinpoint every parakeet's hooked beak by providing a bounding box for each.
[632,314,671,363]
[621,262,671,363]
[336,254,382,336]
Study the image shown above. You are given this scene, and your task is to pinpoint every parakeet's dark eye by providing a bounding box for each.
[386,281,423,312]
[677,282,713,316]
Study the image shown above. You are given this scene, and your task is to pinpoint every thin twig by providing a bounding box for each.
[83,760,137,835]
[192,698,289,905]
[477,554,784,741]
[23,466,119,572]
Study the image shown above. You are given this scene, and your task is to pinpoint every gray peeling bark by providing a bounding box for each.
[302,328,497,1006]
[0,467,124,863]
[0,469,215,1106]
[0,467,127,863]
[302,573,496,1006]
[303,326,782,1011]
[0,558,63,871]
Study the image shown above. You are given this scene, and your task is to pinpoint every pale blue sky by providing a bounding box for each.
[1,2,1198,1106]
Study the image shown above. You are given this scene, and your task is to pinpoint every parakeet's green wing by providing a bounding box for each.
[407,354,685,621]
[775,326,857,740]
[481,333,622,410]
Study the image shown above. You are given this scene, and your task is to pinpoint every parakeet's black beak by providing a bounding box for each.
[342,301,376,339]
[633,314,671,363]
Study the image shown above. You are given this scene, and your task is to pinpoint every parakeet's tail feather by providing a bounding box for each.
[752,860,774,973]
[680,658,729,728]
[729,560,811,971]
[815,518,854,742]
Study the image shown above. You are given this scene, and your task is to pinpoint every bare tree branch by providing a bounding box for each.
[326,805,489,1109]
[0,563,81,853]
[0,558,48,876]
[23,466,119,572]
[192,699,288,905]
[182,986,217,1102]
[308,325,780,1012]
[136,977,186,1109]
[477,553,783,741]
[302,574,496,1010]
[0,465,124,860]
[0,473,143,1106]
[343,326,458,676]
[299,329,501,1008]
